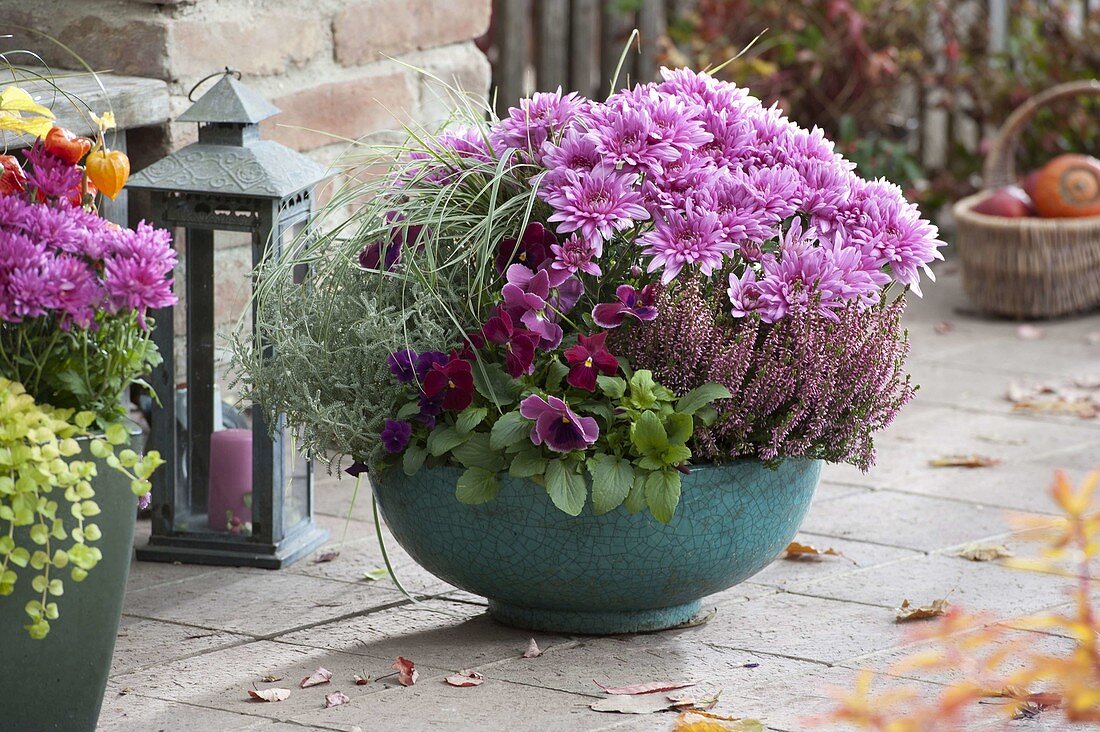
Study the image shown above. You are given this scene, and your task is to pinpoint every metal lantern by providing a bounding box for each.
[129,71,329,567]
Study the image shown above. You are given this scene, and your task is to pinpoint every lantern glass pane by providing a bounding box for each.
[171,229,257,539]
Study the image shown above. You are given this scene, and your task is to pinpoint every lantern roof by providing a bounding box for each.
[177,74,279,125]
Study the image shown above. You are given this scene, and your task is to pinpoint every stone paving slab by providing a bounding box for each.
[99,268,1100,731]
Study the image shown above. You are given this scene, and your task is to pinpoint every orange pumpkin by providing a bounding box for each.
[84,148,130,200]
[1031,154,1100,219]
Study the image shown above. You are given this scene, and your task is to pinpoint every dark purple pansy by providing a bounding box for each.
[359,211,429,272]
[495,222,556,273]
[518,394,599,453]
[380,420,413,453]
[563,332,619,391]
[592,284,659,329]
[414,351,449,381]
[480,309,540,377]
[422,357,474,411]
[415,392,445,429]
[387,349,418,383]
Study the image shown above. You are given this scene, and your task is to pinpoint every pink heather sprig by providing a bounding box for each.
[612,281,913,469]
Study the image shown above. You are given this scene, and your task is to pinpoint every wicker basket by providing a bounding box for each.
[954,79,1100,319]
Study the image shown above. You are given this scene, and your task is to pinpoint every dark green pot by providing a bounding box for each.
[0,432,139,732]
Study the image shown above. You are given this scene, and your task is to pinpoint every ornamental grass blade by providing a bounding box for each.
[324,691,351,708]
[393,656,419,686]
[956,543,1015,561]
[594,680,695,695]
[248,687,290,702]
[896,598,950,622]
[300,667,333,688]
[445,669,485,687]
[522,638,543,658]
[929,455,1000,468]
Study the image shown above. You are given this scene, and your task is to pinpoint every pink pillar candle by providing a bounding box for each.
[208,429,253,532]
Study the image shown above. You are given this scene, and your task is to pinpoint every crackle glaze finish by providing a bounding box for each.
[373,459,821,634]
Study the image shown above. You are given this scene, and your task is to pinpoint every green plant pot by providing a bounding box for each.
[373,459,821,634]
[0,431,139,732]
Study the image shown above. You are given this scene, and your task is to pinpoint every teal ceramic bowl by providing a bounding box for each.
[372,459,821,634]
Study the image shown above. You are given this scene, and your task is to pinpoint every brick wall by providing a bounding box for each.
[5,0,491,389]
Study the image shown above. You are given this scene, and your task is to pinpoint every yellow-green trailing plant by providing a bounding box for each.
[0,377,163,639]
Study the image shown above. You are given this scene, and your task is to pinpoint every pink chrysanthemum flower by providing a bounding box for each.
[491,88,587,152]
[544,165,649,243]
[550,234,602,276]
[586,105,678,172]
[641,201,732,284]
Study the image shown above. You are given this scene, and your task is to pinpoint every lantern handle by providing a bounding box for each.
[187,67,243,102]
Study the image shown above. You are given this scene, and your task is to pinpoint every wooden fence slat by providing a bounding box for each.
[494,0,531,113]
[637,0,667,82]
[570,0,600,99]
[600,2,636,98]
[536,0,570,91]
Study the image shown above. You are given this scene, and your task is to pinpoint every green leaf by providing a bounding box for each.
[662,444,692,465]
[472,361,521,407]
[104,422,129,446]
[455,406,488,435]
[645,470,682,524]
[628,370,658,409]
[631,410,668,457]
[452,433,506,472]
[666,412,694,445]
[624,474,647,514]
[508,447,548,479]
[544,460,586,516]
[402,444,427,476]
[455,467,501,505]
[489,411,531,450]
[695,404,719,427]
[363,567,389,581]
[426,427,470,457]
[587,454,635,515]
[545,358,570,392]
[396,401,420,420]
[677,383,732,415]
[596,375,626,399]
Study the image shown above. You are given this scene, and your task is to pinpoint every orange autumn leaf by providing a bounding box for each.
[85,148,130,199]
[928,454,1000,468]
[895,598,950,622]
[783,541,844,559]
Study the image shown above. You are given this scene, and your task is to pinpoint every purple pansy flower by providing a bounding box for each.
[501,264,565,349]
[563,332,619,391]
[592,284,660,329]
[388,349,418,383]
[480,309,540,377]
[495,222,555,273]
[518,394,599,453]
[422,357,474,411]
[380,420,413,453]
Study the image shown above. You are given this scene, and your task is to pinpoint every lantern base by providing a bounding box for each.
[135,521,329,569]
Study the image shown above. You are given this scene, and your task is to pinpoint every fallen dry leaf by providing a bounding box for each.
[313,550,339,564]
[324,691,351,708]
[957,543,1015,562]
[590,695,681,714]
[393,656,418,686]
[783,541,844,559]
[445,669,485,687]
[896,598,950,622]
[1087,332,1100,346]
[929,454,1000,468]
[1016,324,1044,340]
[363,568,388,582]
[260,674,283,683]
[300,667,332,688]
[117,687,133,696]
[248,687,291,702]
[674,711,765,731]
[668,689,721,711]
[594,680,695,695]
[934,321,954,335]
[353,674,370,685]
[1014,399,1098,420]
[522,638,542,658]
